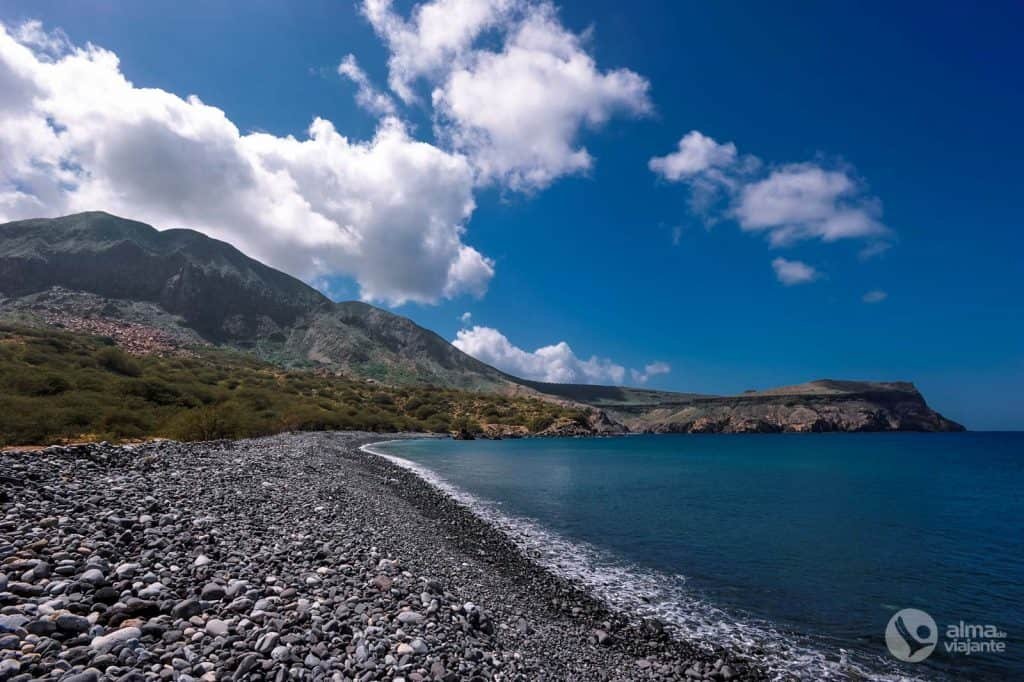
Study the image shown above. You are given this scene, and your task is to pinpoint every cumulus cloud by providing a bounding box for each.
[362,0,514,104]
[631,361,671,384]
[772,257,819,286]
[459,311,473,323]
[0,21,493,305]
[338,54,397,117]
[452,325,627,384]
[862,289,888,303]
[364,0,651,191]
[433,5,651,190]
[649,131,892,252]
[735,164,886,246]
[649,130,736,182]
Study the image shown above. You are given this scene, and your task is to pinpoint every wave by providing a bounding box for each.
[361,439,923,682]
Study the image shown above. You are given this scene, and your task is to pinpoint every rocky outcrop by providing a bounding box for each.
[586,409,629,435]
[618,381,964,433]
[479,423,530,439]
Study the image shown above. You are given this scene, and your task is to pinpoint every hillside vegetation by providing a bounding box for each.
[0,325,589,446]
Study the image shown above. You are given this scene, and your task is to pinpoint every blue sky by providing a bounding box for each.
[0,1,1021,429]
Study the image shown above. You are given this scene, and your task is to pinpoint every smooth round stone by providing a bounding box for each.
[199,583,225,601]
[93,587,119,604]
[255,631,279,654]
[90,626,141,653]
[396,612,424,625]
[204,619,228,637]
[170,599,201,620]
[80,568,105,585]
[56,613,91,633]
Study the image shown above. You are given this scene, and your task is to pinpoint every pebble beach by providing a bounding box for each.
[0,432,765,681]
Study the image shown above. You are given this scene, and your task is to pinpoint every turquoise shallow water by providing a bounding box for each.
[372,433,1024,680]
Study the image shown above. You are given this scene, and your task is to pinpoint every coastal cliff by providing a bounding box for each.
[621,381,964,433]
[521,380,964,434]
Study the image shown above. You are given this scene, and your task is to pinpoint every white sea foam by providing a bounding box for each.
[361,439,925,682]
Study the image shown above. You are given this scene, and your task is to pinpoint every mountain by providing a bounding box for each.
[0,212,324,339]
[0,212,512,390]
[0,212,964,432]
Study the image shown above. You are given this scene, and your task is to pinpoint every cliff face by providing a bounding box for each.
[610,381,964,433]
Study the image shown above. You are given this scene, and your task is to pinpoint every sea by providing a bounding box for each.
[367,433,1023,680]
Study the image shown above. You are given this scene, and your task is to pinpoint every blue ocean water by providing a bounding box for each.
[371,433,1023,680]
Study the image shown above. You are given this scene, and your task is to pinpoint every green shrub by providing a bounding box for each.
[162,405,243,441]
[125,379,183,405]
[452,415,483,434]
[528,414,555,432]
[99,407,152,439]
[8,370,70,396]
[96,347,142,376]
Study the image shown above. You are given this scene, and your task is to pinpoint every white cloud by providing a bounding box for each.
[362,0,514,104]
[859,241,892,259]
[364,0,651,191]
[459,311,473,323]
[0,21,493,305]
[772,257,819,286]
[631,361,671,384]
[433,5,651,190]
[338,54,397,117]
[453,325,626,384]
[11,20,70,57]
[650,132,891,250]
[862,289,888,303]
[649,130,736,182]
[735,164,887,246]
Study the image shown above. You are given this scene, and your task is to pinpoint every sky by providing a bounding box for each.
[0,1,1021,429]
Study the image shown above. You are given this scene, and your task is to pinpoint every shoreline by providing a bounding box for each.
[340,434,773,680]
[352,438,768,673]
[357,438,885,682]
[1,431,769,681]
